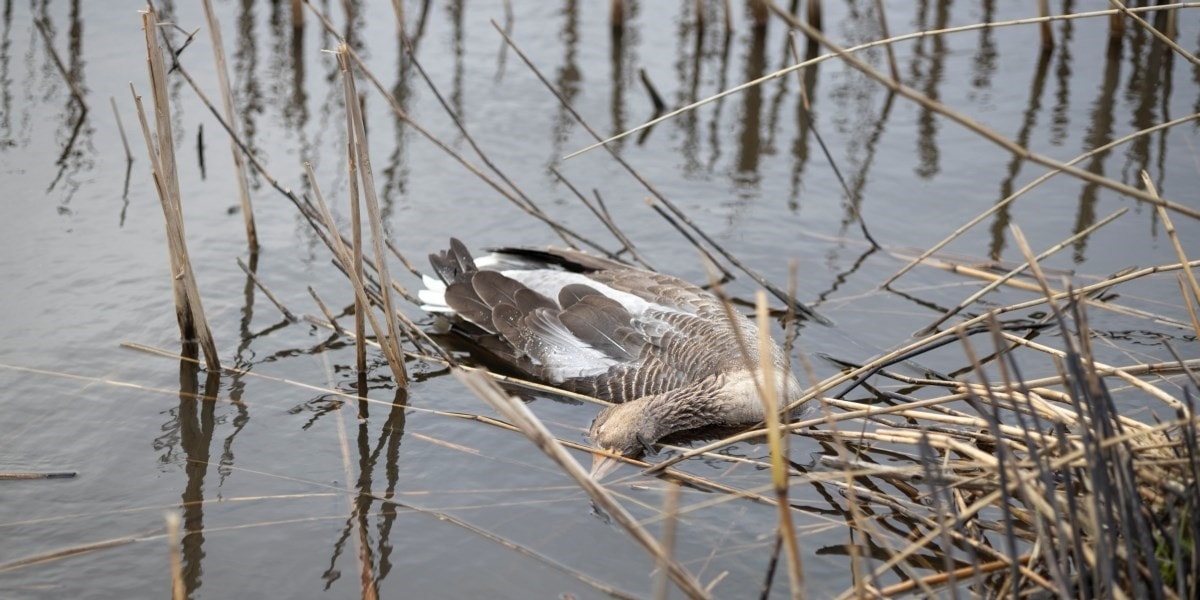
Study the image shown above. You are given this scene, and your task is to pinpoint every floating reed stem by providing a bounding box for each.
[201,0,258,252]
[137,7,220,371]
[337,45,406,387]
[165,512,185,600]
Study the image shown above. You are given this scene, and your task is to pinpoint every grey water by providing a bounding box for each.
[1,1,1197,598]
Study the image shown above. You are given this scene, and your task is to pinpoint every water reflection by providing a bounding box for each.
[321,388,407,591]
[176,360,221,598]
[2,1,1198,596]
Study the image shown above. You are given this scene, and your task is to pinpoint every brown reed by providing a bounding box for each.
[136,6,220,371]
[201,0,257,252]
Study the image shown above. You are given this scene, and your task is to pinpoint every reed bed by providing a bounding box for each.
[117,1,1200,597]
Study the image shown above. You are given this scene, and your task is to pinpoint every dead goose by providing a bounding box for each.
[420,239,805,474]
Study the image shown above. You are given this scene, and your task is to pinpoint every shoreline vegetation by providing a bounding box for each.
[6,2,1193,598]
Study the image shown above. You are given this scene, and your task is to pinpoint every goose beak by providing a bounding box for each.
[590,450,620,480]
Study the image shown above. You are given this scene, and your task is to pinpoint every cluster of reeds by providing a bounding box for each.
[130,1,1199,597]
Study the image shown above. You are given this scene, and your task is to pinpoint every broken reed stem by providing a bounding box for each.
[236,257,296,322]
[306,285,342,333]
[109,96,133,162]
[1143,171,1200,312]
[337,45,406,387]
[452,369,714,600]
[201,0,258,252]
[756,292,805,600]
[343,52,368,376]
[138,7,220,371]
[304,162,408,385]
[165,512,185,600]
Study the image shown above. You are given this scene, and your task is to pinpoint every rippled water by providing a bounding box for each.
[1,1,1197,598]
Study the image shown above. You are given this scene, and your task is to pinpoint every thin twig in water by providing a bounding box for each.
[236,257,297,322]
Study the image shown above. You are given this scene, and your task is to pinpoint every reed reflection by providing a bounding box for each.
[322,387,407,591]
[735,22,767,187]
[1074,33,1122,263]
[910,0,949,180]
[176,359,222,599]
[991,48,1052,259]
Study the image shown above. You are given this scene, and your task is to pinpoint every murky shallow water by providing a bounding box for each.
[1,1,1198,598]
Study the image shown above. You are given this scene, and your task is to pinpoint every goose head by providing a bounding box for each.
[587,402,656,479]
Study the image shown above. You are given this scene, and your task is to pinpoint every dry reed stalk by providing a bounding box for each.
[652,483,680,600]
[1177,275,1200,337]
[306,286,343,333]
[343,57,368,376]
[201,0,258,252]
[567,4,1196,159]
[549,168,654,269]
[1038,0,1054,50]
[109,96,132,162]
[1111,0,1200,66]
[235,257,296,322]
[873,0,900,83]
[337,46,407,388]
[1144,171,1200,314]
[765,2,1196,219]
[0,471,75,480]
[304,163,407,384]
[165,512,185,600]
[883,112,1200,287]
[1001,331,1186,412]
[452,368,714,600]
[920,207,1128,333]
[755,292,805,599]
[0,531,152,574]
[137,7,220,371]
